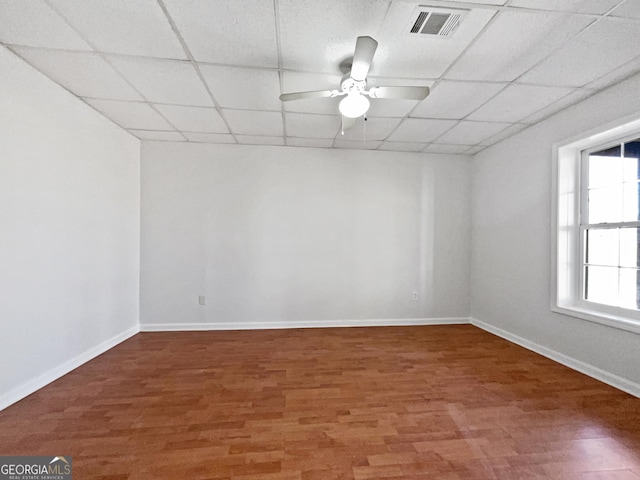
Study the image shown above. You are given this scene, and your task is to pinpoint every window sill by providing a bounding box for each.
[553,304,640,335]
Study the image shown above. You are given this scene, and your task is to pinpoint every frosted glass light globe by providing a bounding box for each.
[339,93,370,118]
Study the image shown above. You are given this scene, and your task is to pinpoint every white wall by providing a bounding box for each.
[471,72,640,394]
[140,142,470,329]
[0,46,140,409]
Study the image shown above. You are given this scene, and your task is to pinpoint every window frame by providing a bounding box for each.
[553,115,640,334]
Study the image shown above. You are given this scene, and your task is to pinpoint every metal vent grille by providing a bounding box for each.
[409,8,466,38]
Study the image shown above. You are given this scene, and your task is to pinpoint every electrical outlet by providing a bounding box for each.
[198,295,206,305]
[412,291,419,301]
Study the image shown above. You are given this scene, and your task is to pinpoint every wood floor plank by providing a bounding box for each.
[0,325,639,479]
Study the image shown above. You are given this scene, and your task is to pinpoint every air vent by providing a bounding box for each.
[408,7,468,38]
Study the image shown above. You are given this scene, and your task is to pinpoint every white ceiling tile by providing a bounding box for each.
[0,0,92,50]
[446,11,593,81]
[413,81,506,119]
[520,18,640,87]
[184,133,236,144]
[223,110,284,136]
[200,65,281,111]
[509,0,620,14]
[281,71,342,115]
[154,104,229,133]
[387,118,457,143]
[378,142,427,152]
[373,4,496,78]
[162,0,278,67]
[611,1,640,18]
[285,113,341,139]
[12,47,143,101]
[338,117,402,141]
[278,0,390,73]
[333,139,382,150]
[519,88,595,124]
[479,123,528,146]
[436,120,512,145]
[47,0,186,59]
[237,135,285,146]
[423,144,471,154]
[84,99,173,130]
[585,56,640,91]
[465,145,487,155]
[129,130,185,141]
[286,138,334,148]
[108,56,212,106]
[467,84,573,122]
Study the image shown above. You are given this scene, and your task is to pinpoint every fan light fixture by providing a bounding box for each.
[339,93,370,118]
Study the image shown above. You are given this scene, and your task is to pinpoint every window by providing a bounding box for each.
[554,117,640,333]
[582,140,640,309]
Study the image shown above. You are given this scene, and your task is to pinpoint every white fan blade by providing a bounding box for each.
[350,36,378,81]
[279,90,337,102]
[341,115,356,134]
[368,86,430,100]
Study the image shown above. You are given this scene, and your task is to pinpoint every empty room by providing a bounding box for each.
[2,0,640,478]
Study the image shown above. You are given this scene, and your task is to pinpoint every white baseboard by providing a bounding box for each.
[141,317,470,332]
[470,317,640,398]
[0,325,140,412]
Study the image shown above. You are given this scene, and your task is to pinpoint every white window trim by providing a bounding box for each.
[552,114,640,335]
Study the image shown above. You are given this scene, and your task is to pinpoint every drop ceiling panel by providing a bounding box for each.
[436,120,512,145]
[478,123,528,146]
[287,137,334,148]
[387,118,457,143]
[84,99,173,130]
[509,0,621,14]
[423,144,471,154]
[162,0,278,67]
[108,56,212,106]
[611,2,640,19]
[48,0,186,59]
[129,130,185,141]
[520,88,595,124]
[223,110,284,136]
[468,84,573,122]
[338,117,402,141]
[13,48,143,101]
[0,1,91,50]
[333,139,382,150]
[372,3,496,78]
[278,0,390,73]
[183,132,236,143]
[237,135,285,146]
[285,113,341,139]
[519,18,640,87]
[412,80,506,119]
[586,57,640,91]
[446,11,593,81]
[378,142,427,152]
[154,104,229,133]
[200,65,281,111]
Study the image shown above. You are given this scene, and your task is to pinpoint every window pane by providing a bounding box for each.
[622,181,640,221]
[619,227,640,268]
[623,139,640,181]
[585,266,618,306]
[618,268,640,310]
[588,185,623,224]
[585,228,618,266]
[588,145,621,188]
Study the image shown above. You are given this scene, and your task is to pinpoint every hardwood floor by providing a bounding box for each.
[1,325,639,479]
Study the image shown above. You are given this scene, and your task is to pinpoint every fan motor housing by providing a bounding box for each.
[341,74,366,94]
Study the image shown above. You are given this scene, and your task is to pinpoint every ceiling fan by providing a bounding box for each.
[279,36,430,130]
